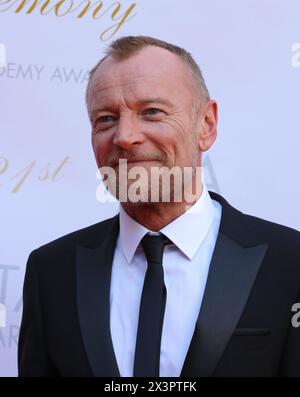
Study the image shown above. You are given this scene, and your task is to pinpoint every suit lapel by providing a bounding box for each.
[74,192,269,377]
[76,216,120,377]
[181,231,268,377]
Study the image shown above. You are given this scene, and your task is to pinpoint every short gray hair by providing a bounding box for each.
[86,35,210,106]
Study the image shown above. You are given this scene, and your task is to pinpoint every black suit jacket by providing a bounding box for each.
[18,192,300,377]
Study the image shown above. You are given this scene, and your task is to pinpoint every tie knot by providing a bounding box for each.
[140,233,171,264]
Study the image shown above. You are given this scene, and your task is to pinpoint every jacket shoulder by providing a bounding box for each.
[210,190,300,250]
[30,214,119,259]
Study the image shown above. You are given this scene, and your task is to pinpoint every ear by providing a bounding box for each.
[197,100,218,152]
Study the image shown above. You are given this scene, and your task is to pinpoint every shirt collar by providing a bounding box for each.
[119,182,215,263]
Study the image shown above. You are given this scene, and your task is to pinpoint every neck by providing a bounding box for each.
[121,181,203,231]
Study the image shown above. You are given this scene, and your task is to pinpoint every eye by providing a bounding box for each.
[97,115,116,124]
[93,115,117,132]
[143,108,164,117]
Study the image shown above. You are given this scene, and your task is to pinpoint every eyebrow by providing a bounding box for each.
[90,97,173,117]
[137,97,173,107]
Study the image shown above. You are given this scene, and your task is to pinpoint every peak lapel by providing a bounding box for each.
[181,232,268,377]
[76,216,120,377]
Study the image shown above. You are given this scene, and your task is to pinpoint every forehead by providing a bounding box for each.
[87,46,194,109]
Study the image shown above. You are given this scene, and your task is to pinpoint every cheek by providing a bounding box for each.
[150,118,186,144]
[162,113,189,136]
[158,118,193,147]
[92,134,112,166]
[146,124,184,164]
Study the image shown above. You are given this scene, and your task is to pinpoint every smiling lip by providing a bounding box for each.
[112,160,160,167]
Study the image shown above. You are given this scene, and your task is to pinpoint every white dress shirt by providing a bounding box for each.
[110,182,222,377]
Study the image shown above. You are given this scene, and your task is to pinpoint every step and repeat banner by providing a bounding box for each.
[1,0,300,376]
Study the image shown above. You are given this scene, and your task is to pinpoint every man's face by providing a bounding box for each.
[87,46,204,203]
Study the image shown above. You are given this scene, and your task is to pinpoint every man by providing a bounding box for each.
[18,36,300,377]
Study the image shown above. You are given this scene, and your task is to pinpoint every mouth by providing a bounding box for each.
[111,159,161,167]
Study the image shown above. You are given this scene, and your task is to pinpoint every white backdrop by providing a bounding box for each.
[1,0,300,376]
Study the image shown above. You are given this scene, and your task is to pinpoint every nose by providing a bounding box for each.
[113,114,145,150]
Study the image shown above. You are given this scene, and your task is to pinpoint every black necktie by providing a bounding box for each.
[133,233,171,377]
